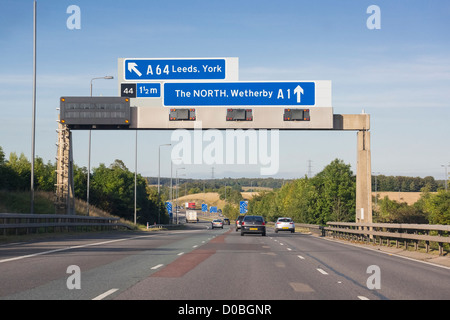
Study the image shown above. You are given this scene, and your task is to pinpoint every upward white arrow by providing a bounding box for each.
[294,85,304,103]
[128,62,142,77]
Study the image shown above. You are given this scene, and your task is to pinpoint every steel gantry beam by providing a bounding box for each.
[55,98,371,222]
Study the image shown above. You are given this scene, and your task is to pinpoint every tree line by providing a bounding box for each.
[2,146,448,225]
[248,159,450,225]
[0,146,167,225]
[372,175,441,192]
[248,159,356,224]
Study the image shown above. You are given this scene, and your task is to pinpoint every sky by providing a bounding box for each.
[0,0,449,181]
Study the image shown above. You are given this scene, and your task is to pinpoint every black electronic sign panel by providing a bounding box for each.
[60,97,131,128]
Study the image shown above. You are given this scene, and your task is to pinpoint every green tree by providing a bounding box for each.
[223,203,239,220]
[218,186,243,205]
[374,196,428,223]
[6,152,30,190]
[73,165,87,201]
[34,157,55,191]
[311,159,356,224]
[0,147,20,190]
[90,160,164,224]
[422,190,450,225]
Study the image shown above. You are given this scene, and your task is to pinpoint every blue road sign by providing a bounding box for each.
[163,82,315,106]
[240,201,248,214]
[166,202,173,219]
[202,204,208,212]
[137,83,160,98]
[124,59,226,80]
[210,206,218,213]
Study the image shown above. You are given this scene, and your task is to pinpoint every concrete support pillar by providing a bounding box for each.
[55,124,75,215]
[356,129,372,223]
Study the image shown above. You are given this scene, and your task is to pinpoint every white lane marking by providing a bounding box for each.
[151,264,164,270]
[358,296,370,300]
[0,247,70,264]
[287,248,292,251]
[0,230,210,265]
[317,268,328,275]
[0,235,155,264]
[92,288,118,300]
[297,255,305,260]
[193,245,198,248]
[177,252,185,256]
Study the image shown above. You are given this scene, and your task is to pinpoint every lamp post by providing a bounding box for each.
[176,167,185,224]
[30,1,37,213]
[170,158,182,219]
[158,144,171,194]
[87,76,113,216]
[442,165,450,192]
[157,144,171,224]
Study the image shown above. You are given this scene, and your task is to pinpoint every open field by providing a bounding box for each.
[372,191,430,205]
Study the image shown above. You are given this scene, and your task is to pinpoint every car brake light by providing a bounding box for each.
[241,222,244,226]
[262,222,265,225]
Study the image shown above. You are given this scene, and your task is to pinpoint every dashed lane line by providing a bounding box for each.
[92,288,119,300]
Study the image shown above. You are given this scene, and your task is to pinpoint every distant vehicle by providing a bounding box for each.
[211,219,223,229]
[235,215,245,231]
[241,215,266,236]
[223,218,230,225]
[275,217,295,233]
[185,202,196,209]
[186,210,198,223]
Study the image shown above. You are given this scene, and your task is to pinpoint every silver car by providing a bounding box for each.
[211,219,223,229]
[275,217,295,233]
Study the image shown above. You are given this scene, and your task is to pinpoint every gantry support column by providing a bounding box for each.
[356,129,372,223]
[333,113,372,223]
[55,123,75,215]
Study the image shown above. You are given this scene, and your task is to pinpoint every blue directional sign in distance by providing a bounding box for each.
[124,59,226,80]
[240,201,248,214]
[163,82,315,106]
[210,206,218,213]
[202,204,208,213]
[166,202,173,219]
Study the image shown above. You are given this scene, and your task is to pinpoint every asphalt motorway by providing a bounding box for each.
[0,220,449,301]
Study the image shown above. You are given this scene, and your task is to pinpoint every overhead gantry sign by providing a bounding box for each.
[56,57,371,223]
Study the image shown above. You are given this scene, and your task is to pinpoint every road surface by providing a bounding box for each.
[1,219,449,302]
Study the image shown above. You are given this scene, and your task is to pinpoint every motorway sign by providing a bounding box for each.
[239,201,248,214]
[123,58,238,81]
[202,204,208,213]
[210,206,218,213]
[121,83,161,98]
[163,81,318,107]
[166,202,173,219]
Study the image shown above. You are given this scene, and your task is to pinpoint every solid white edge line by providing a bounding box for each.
[0,229,210,265]
[358,296,370,300]
[318,235,450,271]
[92,288,119,300]
[151,264,164,270]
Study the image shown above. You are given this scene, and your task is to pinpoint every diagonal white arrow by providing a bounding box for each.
[128,62,142,77]
[294,85,304,103]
